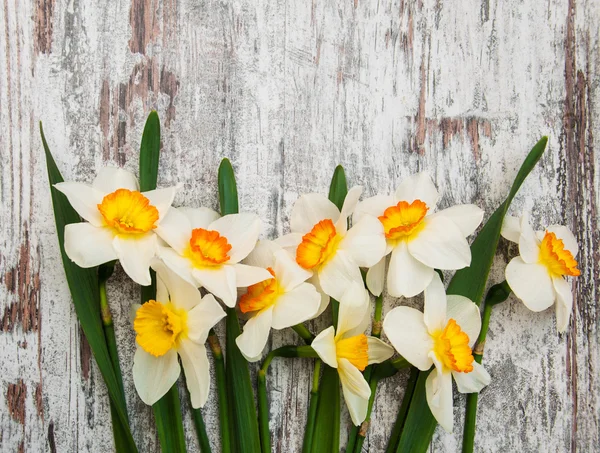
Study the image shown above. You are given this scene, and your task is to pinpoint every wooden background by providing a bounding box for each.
[1,0,598,451]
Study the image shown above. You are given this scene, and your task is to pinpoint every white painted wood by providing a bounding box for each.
[0,0,598,451]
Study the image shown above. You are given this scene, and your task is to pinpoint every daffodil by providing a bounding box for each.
[354,172,484,298]
[382,274,490,432]
[311,283,394,425]
[54,167,179,285]
[501,215,580,332]
[131,260,226,408]
[235,240,321,361]
[155,206,272,307]
[279,186,386,310]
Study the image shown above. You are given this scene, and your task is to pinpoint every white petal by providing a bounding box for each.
[500,215,521,243]
[553,276,573,333]
[154,207,192,254]
[387,242,434,298]
[93,167,139,193]
[155,270,169,304]
[505,257,555,312]
[273,249,312,291]
[395,172,440,210]
[408,216,471,270]
[234,264,273,287]
[152,259,203,311]
[273,233,303,254]
[425,357,454,433]
[64,223,117,267]
[338,358,371,426]
[344,299,373,339]
[547,225,579,257]
[336,284,370,337]
[367,337,394,364]
[335,186,363,233]
[317,251,363,301]
[192,265,237,307]
[311,274,330,317]
[113,233,157,286]
[452,362,491,394]
[132,347,180,406]
[54,182,105,226]
[129,303,141,324]
[518,215,540,264]
[290,193,340,234]
[210,213,261,263]
[244,240,280,269]
[235,308,273,362]
[180,207,220,229]
[366,256,386,297]
[144,186,179,222]
[187,294,226,344]
[382,306,434,371]
[178,340,210,408]
[271,283,321,329]
[339,216,386,267]
[353,195,395,223]
[432,204,484,237]
[157,247,197,287]
[423,272,447,333]
[446,295,481,348]
[311,326,337,368]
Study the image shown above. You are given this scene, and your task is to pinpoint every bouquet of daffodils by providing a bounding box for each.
[41,111,580,453]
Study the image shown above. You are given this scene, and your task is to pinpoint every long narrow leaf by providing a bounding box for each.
[41,123,138,453]
[394,137,548,452]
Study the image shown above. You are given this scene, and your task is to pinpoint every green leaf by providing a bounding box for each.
[219,158,261,453]
[311,366,340,453]
[41,123,138,453]
[138,112,187,453]
[393,137,548,453]
[328,165,348,211]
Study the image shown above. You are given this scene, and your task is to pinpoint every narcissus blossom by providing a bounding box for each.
[131,261,225,408]
[383,274,490,432]
[155,206,272,307]
[311,283,394,425]
[501,215,580,332]
[279,186,386,311]
[354,172,484,298]
[55,167,178,285]
[235,240,321,361]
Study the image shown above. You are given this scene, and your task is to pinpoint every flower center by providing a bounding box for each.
[296,219,342,270]
[97,188,159,234]
[378,200,428,241]
[185,228,232,267]
[239,268,279,314]
[432,319,473,373]
[134,300,188,357]
[538,231,580,277]
[336,334,369,371]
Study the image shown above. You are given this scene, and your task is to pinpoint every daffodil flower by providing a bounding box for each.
[354,172,484,298]
[54,167,178,286]
[501,215,580,332]
[155,206,272,307]
[131,261,226,408]
[311,283,394,426]
[235,240,321,361]
[279,186,386,311]
[382,274,491,432]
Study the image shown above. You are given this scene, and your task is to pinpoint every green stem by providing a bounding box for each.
[385,367,420,453]
[192,409,212,452]
[462,281,511,453]
[371,294,383,338]
[208,329,231,453]
[353,374,381,453]
[292,323,315,344]
[302,360,322,453]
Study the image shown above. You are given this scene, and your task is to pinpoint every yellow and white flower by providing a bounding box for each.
[131,260,226,408]
[501,215,580,332]
[235,240,321,361]
[279,186,386,311]
[354,172,484,298]
[383,274,490,432]
[55,167,179,286]
[311,283,394,426]
[155,206,272,307]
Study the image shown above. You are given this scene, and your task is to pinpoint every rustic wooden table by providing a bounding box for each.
[1,0,598,451]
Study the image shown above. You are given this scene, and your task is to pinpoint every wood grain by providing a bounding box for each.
[0,0,598,451]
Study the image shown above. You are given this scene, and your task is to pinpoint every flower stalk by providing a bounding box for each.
[301,359,322,453]
[207,329,231,453]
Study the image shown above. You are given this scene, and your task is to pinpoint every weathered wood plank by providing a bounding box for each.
[0,0,598,451]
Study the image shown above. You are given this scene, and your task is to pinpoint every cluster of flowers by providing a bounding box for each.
[55,166,580,432]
